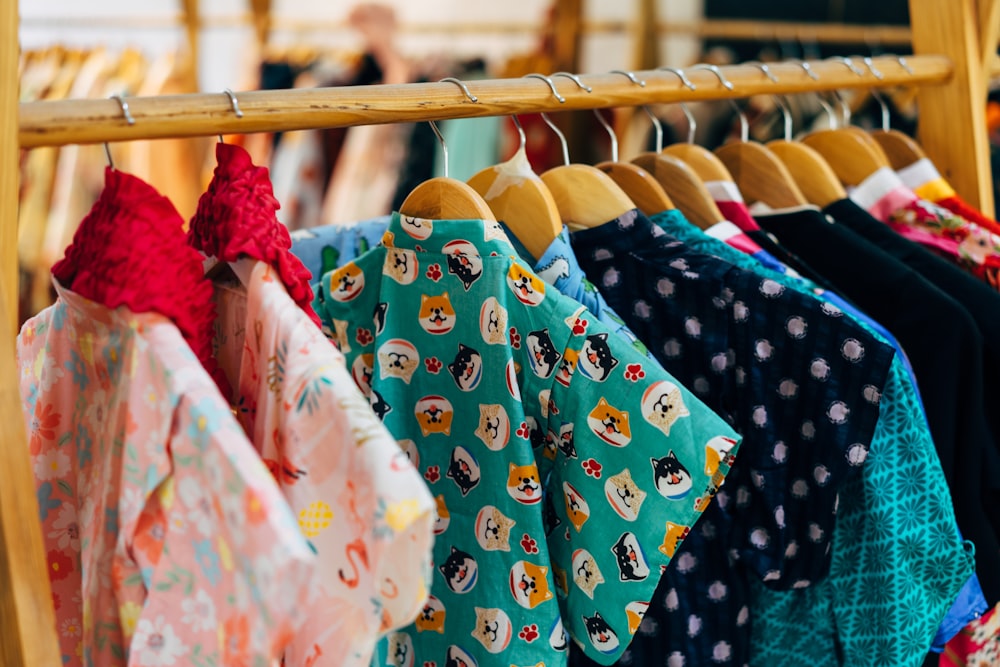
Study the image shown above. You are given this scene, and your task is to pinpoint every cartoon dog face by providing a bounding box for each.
[418,293,456,335]
[641,381,691,436]
[651,451,693,500]
[658,521,691,558]
[384,248,419,284]
[433,495,450,535]
[526,329,561,379]
[448,344,483,392]
[507,263,546,306]
[625,601,649,635]
[508,561,553,609]
[385,632,414,667]
[443,240,483,291]
[377,339,419,384]
[604,469,646,522]
[444,645,477,667]
[475,404,510,451]
[563,481,590,532]
[505,358,521,402]
[439,546,478,594]
[329,262,365,302]
[398,439,419,468]
[399,214,433,240]
[447,446,481,497]
[611,532,650,582]
[351,353,374,397]
[578,333,619,382]
[587,398,632,447]
[475,505,515,552]
[555,348,578,387]
[414,395,453,436]
[414,595,445,634]
[507,462,541,504]
[583,612,620,655]
[470,607,512,653]
[479,297,508,345]
[572,549,604,599]
[704,435,738,476]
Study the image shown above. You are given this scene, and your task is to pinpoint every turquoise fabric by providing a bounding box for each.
[432,116,502,181]
[650,209,976,667]
[315,212,741,667]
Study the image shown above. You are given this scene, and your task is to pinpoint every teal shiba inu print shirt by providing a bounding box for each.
[314,213,741,667]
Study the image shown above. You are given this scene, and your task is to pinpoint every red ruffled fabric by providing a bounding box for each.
[189,143,322,328]
[52,168,221,383]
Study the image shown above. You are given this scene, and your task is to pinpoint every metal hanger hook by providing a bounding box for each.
[828,89,852,126]
[870,88,891,131]
[680,103,697,145]
[609,69,646,87]
[788,58,819,81]
[862,57,884,80]
[658,67,697,91]
[826,56,866,77]
[510,115,527,154]
[729,100,749,143]
[744,61,779,83]
[551,72,592,93]
[104,93,135,169]
[610,69,662,151]
[773,95,794,141]
[593,109,618,162]
[428,121,450,178]
[524,73,566,103]
[690,64,735,91]
[219,88,243,143]
[438,77,479,103]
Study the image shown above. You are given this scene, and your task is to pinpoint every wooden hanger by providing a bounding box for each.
[663,64,738,184]
[632,152,726,229]
[588,103,673,216]
[713,100,808,209]
[866,88,928,170]
[401,121,496,222]
[466,118,561,259]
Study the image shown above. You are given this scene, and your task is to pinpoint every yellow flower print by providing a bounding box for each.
[299,501,334,538]
[119,601,143,639]
[33,348,46,380]
[218,535,234,572]
[385,499,423,532]
[78,332,95,365]
[158,477,175,511]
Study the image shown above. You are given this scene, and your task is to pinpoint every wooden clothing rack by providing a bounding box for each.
[3,1,998,664]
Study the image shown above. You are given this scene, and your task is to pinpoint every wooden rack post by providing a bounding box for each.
[1,1,61,665]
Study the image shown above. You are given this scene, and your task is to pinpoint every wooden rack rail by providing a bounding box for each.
[20,55,950,148]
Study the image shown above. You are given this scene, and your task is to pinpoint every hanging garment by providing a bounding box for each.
[850,167,1000,290]
[18,169,316,667]
[753,207,1000,602]
[189,143,436,667]
[315,212,742,667]
[651,207,981,665]
[569,210,895,667]
[504,226,653,359]
[289,216,391,283]
[897,157,1000,238]
[941,603,1000,667]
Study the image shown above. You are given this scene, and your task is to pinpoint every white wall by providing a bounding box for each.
[19,0,704,93]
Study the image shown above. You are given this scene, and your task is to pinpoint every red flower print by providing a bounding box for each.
[520,534,539,554]
[624,363,646,382]
[133,509,167,566]
[47,549,74,581]
[582,458,603,478]
[509,328,521,349]
[424,357,442,374]
[572,317,589,335]
[518,624,540,642]
[425,263,443,281]
[245,493,267,525]
[424,466,441,483]
[356,328,373,346]
[516,422,530,439]
[224,614,251,666]
[29,402,61,455]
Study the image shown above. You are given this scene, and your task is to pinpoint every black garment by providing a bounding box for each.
[569,210,893,667]
[756,205,1000,604]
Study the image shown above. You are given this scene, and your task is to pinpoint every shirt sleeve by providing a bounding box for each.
[540,304,742,664]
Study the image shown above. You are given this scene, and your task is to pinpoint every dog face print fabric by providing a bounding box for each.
[315,213,741,667]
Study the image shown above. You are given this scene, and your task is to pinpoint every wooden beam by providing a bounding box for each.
[18,56,952,149]
[910,0,993,212]
[0,0,61,661]
[978,0,1000,78]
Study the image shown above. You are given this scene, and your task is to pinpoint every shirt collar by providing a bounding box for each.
[847,166,918,220]
[384,211,519,258]
[897,157,956,199]
[529,227,588,293]
[570,208,669,257]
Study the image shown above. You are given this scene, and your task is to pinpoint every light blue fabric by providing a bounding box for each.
[432,116,502,181]
[289,217,391,284]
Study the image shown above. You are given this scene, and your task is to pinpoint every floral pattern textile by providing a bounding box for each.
[568,209,895,667]
[212,261,436,667]
[315,212,742,667]
[942,603,1000,667]
[19,284,316,667]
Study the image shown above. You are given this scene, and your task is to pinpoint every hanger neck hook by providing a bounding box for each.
[773,95,794,141]
[553,72,610,162]
[788,58,819,81]
[609,69,646,87]
[219,88,243,143]
[690,63,735,90]
[551,72,592,93]
[744,61,779,83]
[679,103,697,145]
[729,100,749,143]
[611,69,663,152]
[524,73,566,104]
[825,56,867,127]
[870,88,891,132]
[862,57,884,80]
[434,77,481,178]
[510,115,527,154]
[817,96,839,129]
[657,67,697,90]
[105,93,135,170]
[826,55,866,76]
